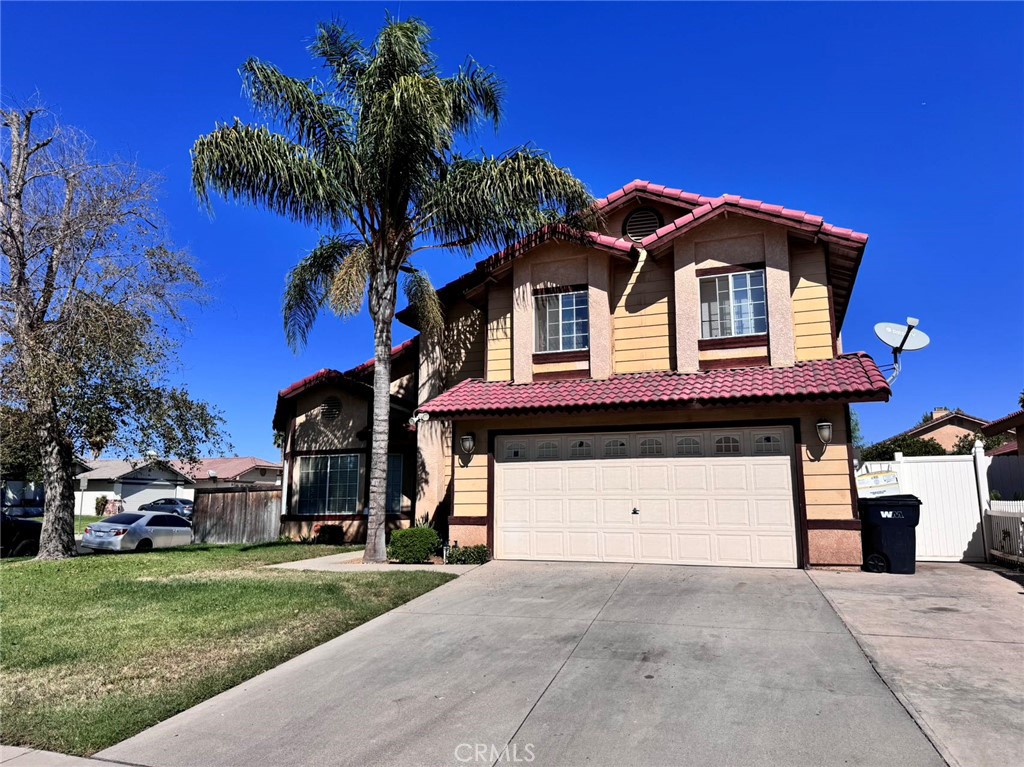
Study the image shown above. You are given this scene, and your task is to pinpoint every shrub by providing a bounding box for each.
[860,436,946,462]
[312,523,347,545]
[387,527,440,564]
[447,544,490,565]
[94,495,108,516]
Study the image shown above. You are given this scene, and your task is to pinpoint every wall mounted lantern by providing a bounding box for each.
[460,432,477,455]
[816,419,834,448]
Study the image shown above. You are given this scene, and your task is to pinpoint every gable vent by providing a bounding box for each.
[320,396,342,420]
[623,208,663,243]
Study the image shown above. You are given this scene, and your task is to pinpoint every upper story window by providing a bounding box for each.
[700,270,767,339]
[535,290,589,353]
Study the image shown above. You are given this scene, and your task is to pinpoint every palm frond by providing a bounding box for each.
[447,59,504,133]
[403,269,443,340]
[282,236,361,350]
[419,148,595,254]
[327,242,370,317]
[192,121,342,225]
[311,21,367,98]
[240,59,351,152]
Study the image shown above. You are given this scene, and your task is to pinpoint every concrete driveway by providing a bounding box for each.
[811,563,1024,767]
[100,562,943,767]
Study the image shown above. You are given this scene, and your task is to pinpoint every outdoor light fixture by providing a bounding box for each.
[460,432,476,454]
[816,419,834,447]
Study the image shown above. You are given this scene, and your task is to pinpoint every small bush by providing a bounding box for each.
[387,527,440,564]
[94,495,108,516]
[447,544,490,565]
[313,523,346,545]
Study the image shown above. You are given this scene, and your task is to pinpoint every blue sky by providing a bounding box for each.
[3,2,1022,457]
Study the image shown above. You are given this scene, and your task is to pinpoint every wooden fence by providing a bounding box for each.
[192,486,281,544]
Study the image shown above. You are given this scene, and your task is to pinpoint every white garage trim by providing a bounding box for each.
[494,427,798,568]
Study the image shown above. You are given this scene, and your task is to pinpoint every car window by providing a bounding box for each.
[157,499,172,505]
[166,516,191,528]
[147,515,170,527]
[106,513,143,525]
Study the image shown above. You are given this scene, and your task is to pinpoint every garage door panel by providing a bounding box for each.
[567,466,598,492]
[673,464,709,492]
[754,498,794,527]
[534,531,565,558]
[567,532,600,559]
[534,466,564,493]
[567,498,598,525]
[711,464,749,492]
[714,499,752,527]
[674,499,711,526]
[495,428,797,568]
[638,532,673,561]
[601,531,636,560]
[676,533,714,563]
[535,498,565,525]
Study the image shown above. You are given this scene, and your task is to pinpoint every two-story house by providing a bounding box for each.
[274,181,890,568]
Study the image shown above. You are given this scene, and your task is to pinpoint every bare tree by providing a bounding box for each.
[1,105,226,559]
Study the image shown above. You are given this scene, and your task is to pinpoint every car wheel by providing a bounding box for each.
[12,540,38,557]
[136,539,153,552]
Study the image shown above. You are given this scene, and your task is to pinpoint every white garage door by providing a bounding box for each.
[494,428,798,568]
[121,482,183,512]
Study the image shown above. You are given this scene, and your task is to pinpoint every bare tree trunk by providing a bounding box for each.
[364,262,398,563]
[35,405,77,560]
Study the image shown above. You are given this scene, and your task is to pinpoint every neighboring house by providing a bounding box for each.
[984,410,1024,457]
[175,457,283,490]
[275,180,894,567]
[74,459,195,515]
[878,408,1012,452]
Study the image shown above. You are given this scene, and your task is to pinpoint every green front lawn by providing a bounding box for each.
[0,543,456,755]
[74,515,103,534]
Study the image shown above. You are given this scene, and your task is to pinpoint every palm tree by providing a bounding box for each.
[192,16,594,561]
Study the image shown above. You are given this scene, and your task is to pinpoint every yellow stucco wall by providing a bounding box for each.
[443,300,485,386]
[790,246,834,361]
[611,250,673,373]
[485,284,513,382]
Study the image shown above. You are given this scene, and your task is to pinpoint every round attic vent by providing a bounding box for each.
[623,208,663,243]
[320,396,342,420]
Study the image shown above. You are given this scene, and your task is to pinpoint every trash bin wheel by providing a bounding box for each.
[864,553,887,573]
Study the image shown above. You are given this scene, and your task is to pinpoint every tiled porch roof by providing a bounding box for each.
[418,354,890,419]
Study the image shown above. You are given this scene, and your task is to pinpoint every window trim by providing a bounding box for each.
[534,289,590,353]
[699,268,768,341]
[296,453,364,516]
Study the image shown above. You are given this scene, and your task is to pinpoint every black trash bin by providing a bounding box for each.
[858,494,922,574]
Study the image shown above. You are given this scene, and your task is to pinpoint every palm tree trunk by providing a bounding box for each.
[35,405,77,560]
[364,262,398,563]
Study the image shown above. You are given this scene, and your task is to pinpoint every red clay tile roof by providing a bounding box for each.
[343,337,418,378]
[987,440,1018,457]
[983,409,1024,437]
[418,354,889,419]
[883,410,994,443]
[172,457,281,481]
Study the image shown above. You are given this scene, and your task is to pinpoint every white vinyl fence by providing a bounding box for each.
[860,445,1024,563]
[987,500,1024,565]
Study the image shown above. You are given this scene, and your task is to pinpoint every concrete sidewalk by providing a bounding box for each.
[0,747,106,766]
[99,562,943,767]
[267,549,481,575]
[810,563,1024,767]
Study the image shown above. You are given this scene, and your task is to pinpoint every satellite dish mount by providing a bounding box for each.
[874,317,930,385]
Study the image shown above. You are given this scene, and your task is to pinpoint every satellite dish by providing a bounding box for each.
[873,317,930,385]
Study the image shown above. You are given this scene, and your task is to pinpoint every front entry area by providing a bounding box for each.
[494,427,799,567]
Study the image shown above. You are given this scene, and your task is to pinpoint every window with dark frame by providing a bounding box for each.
[535,290,589,353]
[297,454,361,515]
[700,270,767,339]
[386,454,403,514]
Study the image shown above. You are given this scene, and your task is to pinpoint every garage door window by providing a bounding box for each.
[536,440,560,459]
[753,434,783,455]
[713,435,742,455]
[504,441,527,460]
[638,437,664,456]
[603,438,628,457]
[569,439,593,458]
[675,435,703,456]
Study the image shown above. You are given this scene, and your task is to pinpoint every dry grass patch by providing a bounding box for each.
[0,543,455,755]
